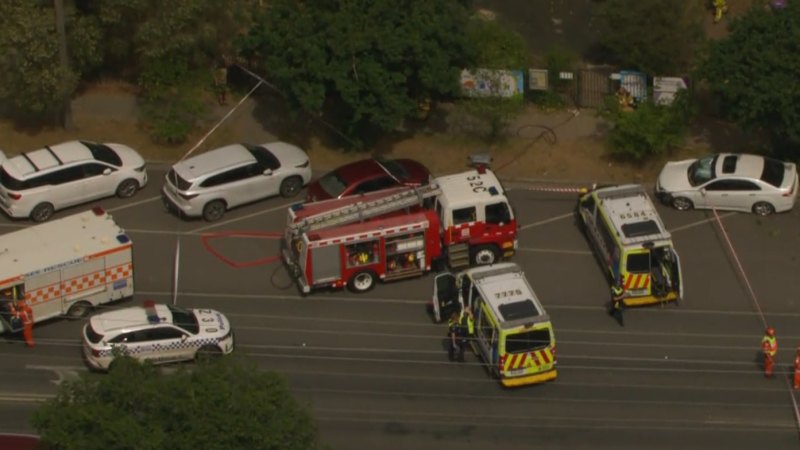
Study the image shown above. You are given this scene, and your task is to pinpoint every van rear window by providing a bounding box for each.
[626,253,650,273]
[505,328,551,354]
[0,167,27,191]
[167,169,193,191]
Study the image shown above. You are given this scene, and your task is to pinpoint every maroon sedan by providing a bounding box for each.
[306,158,431,202]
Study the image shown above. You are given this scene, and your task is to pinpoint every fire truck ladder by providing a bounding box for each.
[290,184,442,235]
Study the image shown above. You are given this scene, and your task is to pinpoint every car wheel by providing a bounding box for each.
[67,301,93,319]
[279,176,304,198]
[30,203,55,222]
[347,271,376,293]
[752,201,775,216]
[202,200,226,222]
[195,345,223,361]
[471,245,499,266]
[671,197,694,211]
[116,179,139,198]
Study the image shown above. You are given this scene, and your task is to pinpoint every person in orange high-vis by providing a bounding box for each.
[17,301,34,348]
[762,327,777,377]
[793,348,800,389]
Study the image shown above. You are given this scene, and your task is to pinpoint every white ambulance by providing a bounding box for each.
[0,207,134,333]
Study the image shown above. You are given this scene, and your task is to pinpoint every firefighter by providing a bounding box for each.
[762,327,777,377]
[17,300,34,348]
[713,0,728,23]
[609,284,625,327]
[447,311,463,362]
[794,347,800,390]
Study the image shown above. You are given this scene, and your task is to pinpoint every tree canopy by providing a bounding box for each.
[239,0,474,147]
[32,357,319,450]
[597,0,705,75]
[702,3,800,155]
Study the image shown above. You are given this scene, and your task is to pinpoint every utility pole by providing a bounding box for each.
[54,0,73,129]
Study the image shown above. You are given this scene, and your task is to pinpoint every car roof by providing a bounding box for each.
[3,141,93,178]
[715,153,764,180]
[172,144,255,180]
[331,158,384,184]
[90,304,174,335]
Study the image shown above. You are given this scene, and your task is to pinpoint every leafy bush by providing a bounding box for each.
[602,89,696,162]
[138,58,207,144]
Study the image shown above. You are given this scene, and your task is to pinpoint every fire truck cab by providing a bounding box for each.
[433,168,517,266]
[282,168,517,294]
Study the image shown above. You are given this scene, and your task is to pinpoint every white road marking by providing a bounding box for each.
[517,247,592,255]
[518,212,574,232]
[105,195,162,212]
[669,212,737,233]
[188,201,295,233]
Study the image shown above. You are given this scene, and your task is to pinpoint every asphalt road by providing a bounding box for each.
[1,167,799,449]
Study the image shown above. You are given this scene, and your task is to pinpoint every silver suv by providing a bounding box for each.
[162,142,312,221]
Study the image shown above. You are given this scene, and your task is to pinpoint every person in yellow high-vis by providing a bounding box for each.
[762,327,777,377]
[713,0,728,23]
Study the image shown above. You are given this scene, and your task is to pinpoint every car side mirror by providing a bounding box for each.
[103,168,112,176]
[700,188,707,196]
[263,169,273,176]
[181,335,188,342]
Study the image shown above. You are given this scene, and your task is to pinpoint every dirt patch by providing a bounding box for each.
[0,82,717,185]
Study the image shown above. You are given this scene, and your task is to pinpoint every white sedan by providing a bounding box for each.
[82,302,234,371]
[655,153,798,215]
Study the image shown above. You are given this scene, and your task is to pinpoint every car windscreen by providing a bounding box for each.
[81,141,123,166]
[505,328,551,354]
[246,144,281,171]
[166,169,193,191]
[168,304,199,334]
[0,167,27,191]
[318,171,348,198]
[688,155,717,186]
[760,158,785,187]
[377,159,407,181]
[84,323,104,344]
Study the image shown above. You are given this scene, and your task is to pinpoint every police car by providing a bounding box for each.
[82,301,234,371]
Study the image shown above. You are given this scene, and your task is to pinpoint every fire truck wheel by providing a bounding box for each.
[30,202,55,222]
[471,245,499,266]
[67,301,93,318]
[196,345,222,361]
[348,271,376,293]
[279,176,304,198]
[116,179,139,198]
[671,197,693,211]
[202,200,227,222]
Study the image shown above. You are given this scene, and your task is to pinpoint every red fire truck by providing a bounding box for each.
[282,168,517,293]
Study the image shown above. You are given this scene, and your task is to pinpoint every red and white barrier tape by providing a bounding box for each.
[711,207,800,434]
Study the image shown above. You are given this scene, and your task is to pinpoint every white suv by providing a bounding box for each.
[162,142,311,221]
[82,302,234,371]
[0,140,147,222]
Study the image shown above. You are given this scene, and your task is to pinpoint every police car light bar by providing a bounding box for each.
[143,300,161,324]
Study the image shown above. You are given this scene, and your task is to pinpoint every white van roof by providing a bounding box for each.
[0,209,130,283]
[467,262,550,329]
[594,184,672,246]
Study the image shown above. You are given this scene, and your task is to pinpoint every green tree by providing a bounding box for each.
[702,3,800,156]
[597,0,705,74]
[239,0,473,148]
[0,1,102,121]
[33,356,319,450]
[602,90,696,163]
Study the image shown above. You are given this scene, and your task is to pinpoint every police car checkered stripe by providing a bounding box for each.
[96,337,220,358]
